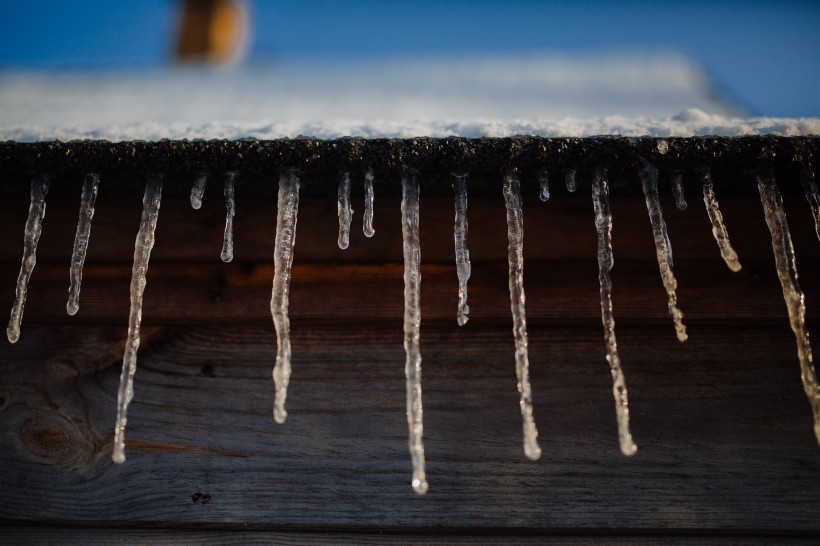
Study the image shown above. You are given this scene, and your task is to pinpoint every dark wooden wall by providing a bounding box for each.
[1,188,820,544]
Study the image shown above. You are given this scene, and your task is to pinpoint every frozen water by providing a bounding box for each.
[565,169,577,193]
[363,168,375,238]
[271,171,300,425]
[640,161,688,342]
[671,172,687,210]
[337,172,353,249]
[502,170,542,461]
[401,168,428,494]
[112,174,163,464]
[221,173,236,263]
[592,168,638,456]
[702,171,741,272]
[657,140,669,155]
[7,174,49,343]
[67,173,100,315]
[799,153,820,242]
[451,174,471,326]
[190,173,207,210]
[538,171,550,202]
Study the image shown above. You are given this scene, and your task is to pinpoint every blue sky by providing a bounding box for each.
[0,0,818,116]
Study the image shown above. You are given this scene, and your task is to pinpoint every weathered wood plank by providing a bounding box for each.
[2,323,820,529]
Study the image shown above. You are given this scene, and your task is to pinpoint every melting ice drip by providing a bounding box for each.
[592,169,638,456]
[67,174,100,315]
[271,171,300,425]
[503,171,542,461]
[451,174,471,326]
[113,174,163,464]
[758,172,820,446]
[702,170,742,273]
[640,160,688,342]
[221,172,236,263]
[363,168,375,238]
[337,172,353,249]
[401,167,429,494]
[7,174,49,343]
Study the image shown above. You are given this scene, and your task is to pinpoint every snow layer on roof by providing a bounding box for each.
[1,55,817,141]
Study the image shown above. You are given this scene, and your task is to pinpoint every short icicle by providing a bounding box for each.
[758,172,820,446]
[502,170,542,461]
[112,174,163,464]
[363,168,375,237]
[271,171,300,425]
[7,174,49,343]
[452,174,471,326]
[702,170,741,272]
[640,160,688,342]
[671,172,687,210]
[190,173,208,210]
[221,172,236,263]
[565,169,577,193]
[800,154,820,242]
[337,172,353,249]
[401,167,428,494]
[67,173,100,315]
[592,169,638,456]
[538,171,551,202]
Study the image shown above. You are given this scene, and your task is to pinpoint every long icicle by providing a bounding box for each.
[338,172,353,249]
[190,173,207,210]
[221,172,236,263]
[800,152,820,242]
[502,170,542,461]
[640,160,688,342]
[401,167,428,494]
[592,169,638,456]
[702,170,741,272]
[363,168,375,237]
[758,171,820,446]
[67,173,100,315]
[452,174,471,326]
[271,171,300,425]
[7,174,49,343]
[113,173,163,463]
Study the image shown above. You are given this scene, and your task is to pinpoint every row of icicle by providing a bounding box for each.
[5,146,820,493]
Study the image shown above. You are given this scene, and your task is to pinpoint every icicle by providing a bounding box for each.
[800,156,820,242]
[401,167,428,495]
[112,174,163,464]
[592,169,638,456]
[67,173,100,315]
[190,173,207,210]
[337,172,353,249]
[671,172,687,210]
[363,168,375,237]
[221,172,236,263]
[640,160,688,342]
[758,172,820,446]
[702,171,741,272]
[7,174,49,343]
[502,170,542,461]
[538,171,551,202]
[565,169,577,193]
[451,174,471,326]
[271,171,300,425]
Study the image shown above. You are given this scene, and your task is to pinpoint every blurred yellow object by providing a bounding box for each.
[175,0,247,64]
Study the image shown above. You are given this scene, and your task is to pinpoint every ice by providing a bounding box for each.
[401,167,428,494]
[702,171,742,272]
[565,169,577,193]
[800,153,820,242]
[671,172,687,210]
[112,174,163,464]
[758,172,820,446]
[502,170,542,461]
[221,172,236,263]
[337,172,353,249]
[538,171,550,202]
[592,168,638,456]
[6,174,49,343]
[271,171,300,425]
[190,173,207,210]
[67,173,100,315]
[657,140,669,155]
[451,174,472,326]
[640,160,688,342]
[363,168,375,238]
